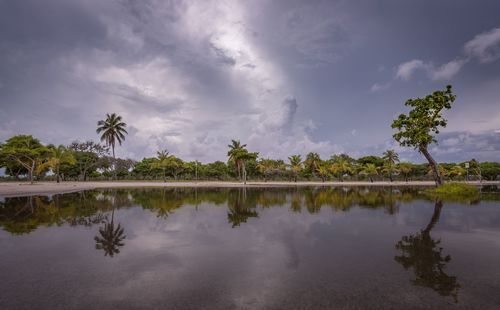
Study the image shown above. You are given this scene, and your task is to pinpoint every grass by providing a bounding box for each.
[425,182,480,203]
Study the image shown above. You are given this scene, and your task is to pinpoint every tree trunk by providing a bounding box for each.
[424,199,443,234]
[112,146,116,181]
[419,145,442,186]
[242,162,247,184]
[56,165,60,183]
[29,161,34,184]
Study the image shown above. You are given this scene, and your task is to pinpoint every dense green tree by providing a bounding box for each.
[205,161,229,180]
[357,155,385,167]
[392,85,456,186]
[68,141,108,181]
[0,135,48,184]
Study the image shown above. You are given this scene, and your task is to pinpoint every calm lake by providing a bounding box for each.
[1,186,500,309]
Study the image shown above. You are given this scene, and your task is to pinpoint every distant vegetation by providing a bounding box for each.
[1,87,499,183]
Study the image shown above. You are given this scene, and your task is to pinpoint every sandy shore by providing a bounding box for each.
[0,180,498,198]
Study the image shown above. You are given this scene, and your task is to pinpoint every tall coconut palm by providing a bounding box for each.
[37,145,76,183]
[96,113,128,179]
[383,149,400,182]
[238,150,258,184]
[151,150,170,182]
[288,155,302,182]
[305,152,321,178]
[227,140,247,180]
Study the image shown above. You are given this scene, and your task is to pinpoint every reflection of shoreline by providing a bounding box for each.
[395,199,460,301]
[2,181,499,198]
[0,186,496,235]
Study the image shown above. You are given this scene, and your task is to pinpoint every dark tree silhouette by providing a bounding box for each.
[394,199,460,301]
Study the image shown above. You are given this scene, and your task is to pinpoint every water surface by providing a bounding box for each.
[1,187,500,309]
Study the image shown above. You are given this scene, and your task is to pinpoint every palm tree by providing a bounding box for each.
[227,140,246,180]
[360,163,378,183]
[398,162,413,182]
[227,140,257,184]
[329,158,353,182]
[383,150,399,182]
[305,152,321,178]
[37,145,76,183]
[151,150,170,182]
[288,155,302,182]
[316,163,330,182]
[96,113,128,179]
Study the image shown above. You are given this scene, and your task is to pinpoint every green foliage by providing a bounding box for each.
[427,183,479,196]
[0,135,48,183]
[391,85,456,185]
[391,85,456,149]
[357,155,384,167]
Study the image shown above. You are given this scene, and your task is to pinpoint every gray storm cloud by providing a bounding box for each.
[1,0,500,162]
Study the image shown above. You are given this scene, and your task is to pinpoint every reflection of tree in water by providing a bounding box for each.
[394,200,460,301]
[227,187,258,228]
[94,208,126,257]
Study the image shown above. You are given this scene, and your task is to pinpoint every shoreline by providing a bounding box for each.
[0,180,498,198]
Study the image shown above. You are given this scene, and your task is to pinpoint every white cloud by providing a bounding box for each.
[395,59,426,80]
[395,58,466,81]
[395,27,500,82]
[370,82,391,92]
[464,27,500,63]
[430,58,468,80]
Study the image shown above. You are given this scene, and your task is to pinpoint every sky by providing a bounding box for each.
[1,0,500,163]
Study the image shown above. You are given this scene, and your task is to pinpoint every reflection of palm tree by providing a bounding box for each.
[394,200,460,301]
[94,208,126,257]
[227,188,258,228]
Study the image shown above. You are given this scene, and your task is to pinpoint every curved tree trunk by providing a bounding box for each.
[424,199,443,234]
[419,145,442,186]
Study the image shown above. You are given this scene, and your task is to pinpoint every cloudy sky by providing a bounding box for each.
[1,0,500,163]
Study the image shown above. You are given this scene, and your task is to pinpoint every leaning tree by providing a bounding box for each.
[391,85,456,186]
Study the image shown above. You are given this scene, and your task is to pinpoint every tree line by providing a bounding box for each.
[1,86,499,183]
